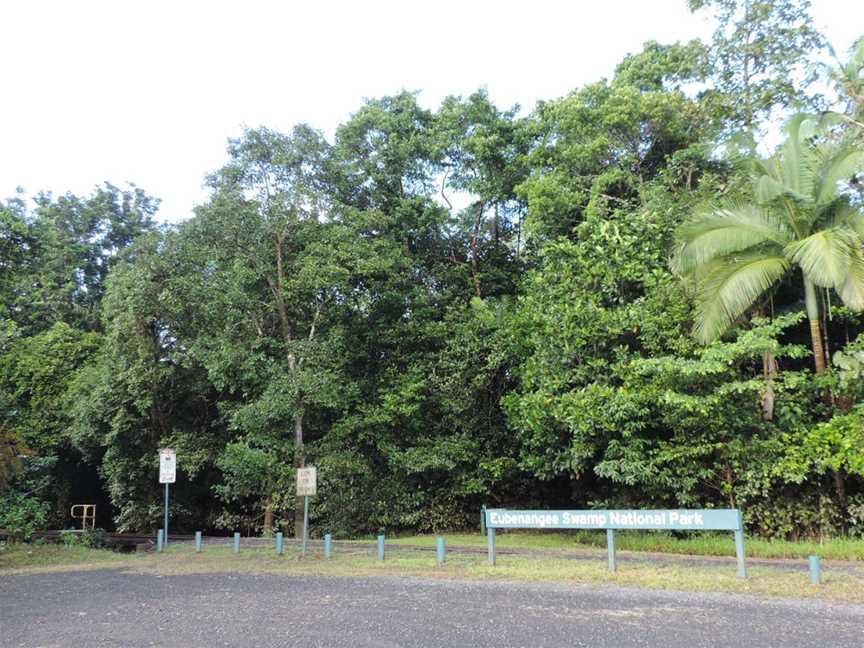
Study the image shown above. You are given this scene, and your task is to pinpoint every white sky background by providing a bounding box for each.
[1,0,861,223]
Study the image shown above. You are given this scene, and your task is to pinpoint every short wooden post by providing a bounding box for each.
[234,532,241,553]
[480,506,486,535]
[157,529,163,552]
[809,555,821,584]
[377,534,385,561]
[436,536,446,565]
[302,496,309,556]
[276,531,284,555]
[195,531,202,553]
[487,527,496,566]
[324,533,333,558]
[607,529,617,573]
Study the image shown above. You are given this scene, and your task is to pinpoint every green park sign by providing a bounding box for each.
[483,508,747,578]
[484,508,742,531]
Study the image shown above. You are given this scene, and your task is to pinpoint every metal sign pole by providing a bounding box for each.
[302,495,309,555]
[158,448,177,551]
[164,482,169,547]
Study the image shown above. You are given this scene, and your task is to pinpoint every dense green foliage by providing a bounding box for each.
[2,2,863,541]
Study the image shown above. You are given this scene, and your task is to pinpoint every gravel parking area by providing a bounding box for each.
[1,570,862,647]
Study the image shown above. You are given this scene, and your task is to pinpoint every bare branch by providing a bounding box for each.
[440,170,453,210]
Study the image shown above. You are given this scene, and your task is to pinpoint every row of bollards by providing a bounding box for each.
[156,529,825,581]
[157,530,336,556]
[155,530,450,565]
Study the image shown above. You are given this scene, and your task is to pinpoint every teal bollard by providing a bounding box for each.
[607,529,617,573]
[276,532,284,555]
[809,555,821,584]
[487,527,496,566]
[195,531,202,553]
[324,533,333,558]
[734,529,747,578]
[377,534,385,561]
[436,536,446,565]
[234,532,240,553]
[157,529,163,553]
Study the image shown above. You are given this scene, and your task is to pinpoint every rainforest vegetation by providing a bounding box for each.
[3,0,864,541]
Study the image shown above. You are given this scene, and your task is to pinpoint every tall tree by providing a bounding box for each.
[193,126,332,537]
[434,90,530,292]
[1,184,158,334]
[689,0,825,133]
[1,185,158,528]
[69,233,222,531]
[516,53,710,240]
[821,37,864,154]
[173,126,408,537]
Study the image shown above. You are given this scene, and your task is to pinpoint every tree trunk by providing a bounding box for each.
[753,308,777,420]
[470,202,483,298]
[270,231,307,540]
[802,282,847,520]
[293,411,305,540]
[833,469,847,504]
[263,499,274,537]
[804,278,827,373]
[834,469,848,530]
[761,350,777,420]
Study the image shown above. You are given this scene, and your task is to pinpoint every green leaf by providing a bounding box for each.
[692,254,790,343]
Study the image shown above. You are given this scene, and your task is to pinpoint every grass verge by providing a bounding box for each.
[387,531,864,561]
[0,542,130,572]
[2,542,862,604]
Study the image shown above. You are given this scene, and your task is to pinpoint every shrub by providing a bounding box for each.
[0,494,50,541]
[60,528,108,548]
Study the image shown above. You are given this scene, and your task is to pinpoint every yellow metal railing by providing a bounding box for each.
[70,504,96,531]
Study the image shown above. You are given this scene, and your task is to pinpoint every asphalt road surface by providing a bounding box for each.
[1,571,862,647]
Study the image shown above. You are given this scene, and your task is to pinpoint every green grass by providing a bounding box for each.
[387,530,864,561]
[0,542,129,572]
[2,542,863,604]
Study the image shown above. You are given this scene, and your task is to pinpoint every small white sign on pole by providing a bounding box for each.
[296,466,317,497]
[159,448,176,484]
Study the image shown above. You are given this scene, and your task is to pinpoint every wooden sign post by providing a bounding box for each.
[296,466,317,555]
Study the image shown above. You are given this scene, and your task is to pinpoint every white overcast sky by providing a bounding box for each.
[1,0,861,222]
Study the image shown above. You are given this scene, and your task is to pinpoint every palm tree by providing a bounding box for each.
[826,37,864,135]
[673,115,864,374]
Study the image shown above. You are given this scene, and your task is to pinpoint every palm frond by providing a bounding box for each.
[784,227,859,288]
[785,113,819,143]
[781,142,817,203]
[816,111,850,131]
[815,147,864,205]
[837,262,864,311]
[831,204,864,239]
[837,247,864,311]
[673,205,790,275]
[753,151,815,206]
[692,254,790,343]
[754,174,793,203]
[761,114,819,203]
